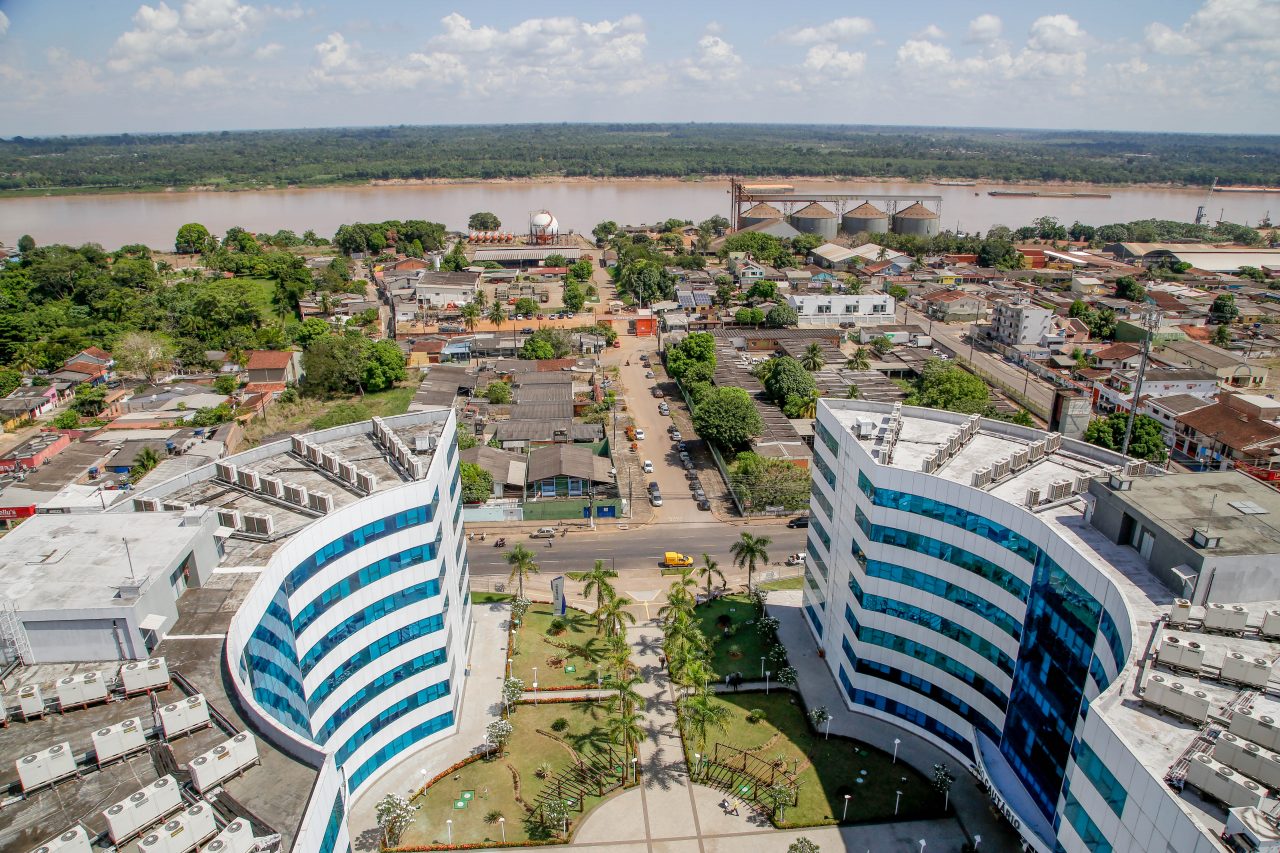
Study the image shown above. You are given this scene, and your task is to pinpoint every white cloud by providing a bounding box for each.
[802,44,866,78]
[683,34,741,81]
[1144,23,1199,55]
[916,25,946,41]
[781,17,874,46]
[314,32,355,73]
[1027,14,1086,53]
[108,0,257,72]
[1146,0,1280,56]
[966,13,1002,43]
[255,42,283,59]
[0,11,9,38]
[896,39,952,72]
[134,64,230,92]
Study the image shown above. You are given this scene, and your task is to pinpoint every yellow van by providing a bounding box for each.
[662,552,694,568]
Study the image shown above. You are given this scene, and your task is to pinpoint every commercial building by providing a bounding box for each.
[804,399,1267,853]
[991,299,1052,347]
[785,293,894,326]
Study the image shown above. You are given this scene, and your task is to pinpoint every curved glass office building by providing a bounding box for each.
[806,400,1239,853]
[128,410,468,853]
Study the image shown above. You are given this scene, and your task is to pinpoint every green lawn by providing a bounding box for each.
[757,576,803,591]
[511,605,610,689]
[694,596,769,680]
[402,702,624,847]
[693,692,941,827]
[472,591,514,604]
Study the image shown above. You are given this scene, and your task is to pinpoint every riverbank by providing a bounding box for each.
[0,172,1226,201]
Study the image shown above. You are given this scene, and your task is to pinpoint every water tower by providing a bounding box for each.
[529,210,560,244]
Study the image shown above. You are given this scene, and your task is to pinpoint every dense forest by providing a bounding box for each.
[2,124,1278,194]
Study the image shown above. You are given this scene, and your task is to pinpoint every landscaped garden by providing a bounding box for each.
[693,594,772,680]
[692,692,942,826]
[393,701,629,848]
[510,603,609,690]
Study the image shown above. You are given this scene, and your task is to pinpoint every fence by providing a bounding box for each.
[701,742,800,812]
[672,374,746,516]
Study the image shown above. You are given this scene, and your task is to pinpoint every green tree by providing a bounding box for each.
[562,278,586,313]
[682,692,731,754]
[487,299,506,329]
[666,332,717,384]
[52,410,80,429]
[363,339,406,392]
[573,560,618,631]
[977,238,1020,269]
[213,374,239,396]
[592,220,618,242]
[468,211,501,231]
[800,342,824,371]
[440,242,468,271]
[730,532,772,592]
[869,335,894,355]
[734,307,765,326]
[617,258,673,305]
[294,316,331,346]
[692,386,763,449]
[765,304,798,328]
[784,388,822,419]
[114,331,175,381]
[459,461,494,503]
[846,347,871,371]
[175,222,213,254]
[375,793,416,848]
[762,356,816,406]
[1083,412,1168,462]
[514,296,539,315]
[787,838,820,853]
[131,446,160,482]
[598,591,637,639]
[483,380,512,404]
[1115,276,1146,302]
[505,544,539,599]
[72,383,108,416]
[17,234,36,254]
[460,301,482,333]
[1211,293,1240,325]
[746,280,778,303]
[1213,323,1233,348]
[904,359,990,414]
[697,553,725,601]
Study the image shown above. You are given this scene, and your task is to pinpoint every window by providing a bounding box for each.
[811,515,831,551]
[811,481,834,520]
[1061,788,1112,853]
[860,559,1021,641]
[285,500,437,595]
[817,304,832,314]
[347,710,454,791]
[1071,740,1126,818]
[815,419,840,456]
[334,678,451,764]
[837,666,974,760]
[293,536,442,635]
[813,452,836,489]
[871,303,887,314]
[308,617,447,724]
[318,792,346,853]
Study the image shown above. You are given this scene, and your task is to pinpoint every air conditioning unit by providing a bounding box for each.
[216,509,242,531]
[57,671,107,710]
[258,476,282,499]
[235,469,259,491]
[214,462,237,483]
[159,694,209,740]
[338,461,358,482]
[203,818,254,853]
[356,471,378,493]
[27,825,90,853]
[290,435,307,456]
[1028,439,1046,460]
[971,468,992,489]
[18,684,44,719]
[133,498,161,512]
[92,717,146,765]
[1048,480,1073,502]
[308,492,333,513]
[1010,449,1029,471]
[282,483,308,506]
[991,458,1010,480]
[1193,528,1222,549]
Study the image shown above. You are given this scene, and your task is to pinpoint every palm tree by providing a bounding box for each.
[696,554,724,602]
[844,276,863,295]
[606,672,644,716]
[598,591,636,639]
[800,343,824,372]
[505,544,539,599]
[876,245,889,262]
[796,388,821,419]
[574,560,618,631]
[846,384,861,400]
[731,532,771,593]
[846,347,871,371]
[607,707,646,758]
[604,634,635,680]
[682,692,731,754]
[461,301,482,333]
[487,299,505,331]
[658,584,695,623]
[474,289,487,309]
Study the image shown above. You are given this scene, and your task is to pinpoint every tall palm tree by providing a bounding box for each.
[574,560,618,632]
[658,585,695,623]
[604,634,635,680]
[697,554,724,602]
[607,708,646,758]
[505,544,539,599]
[682,692,731,754]
[800,342,824,372]
[731,532,772,593]
[487,299,505,331]
[796,388,821,419]
[460,301,482,333]
[474,289,487,309]
[597,591,636,639]
[606,672,644,716]
[846,347,871,372]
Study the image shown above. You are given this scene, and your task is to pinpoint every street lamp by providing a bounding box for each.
[533,680,538,705]
[446,819,453,845]
[631,757,638,782]
[760,657,765,678]
[694,753,700,780]
[824,716,831,740]
[893,738,900,764]
[764,670,771,694]
[895,790,903,815]
[919,840,926,853]
[499,817,506,843]
[842,793,851,821]
[973,835,981,851]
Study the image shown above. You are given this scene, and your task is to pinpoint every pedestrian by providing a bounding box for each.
[658,654,666,669]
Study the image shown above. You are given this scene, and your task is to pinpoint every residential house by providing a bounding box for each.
[1144,393,1214,444]
[1093,366,1219,415]
[917,289,986,322]
[1156,339,1269,387]
[459,445,527,500]
[785,293,894,326]
[64,347,115,381]
[1173,393,1280,468]
[0,431,73,473]
[243,350,303,394]
[525,444,613,498]
[4,385,59,418]
[991,299,1052,347]
[414,270,481,308]
[1089,342,1143,370]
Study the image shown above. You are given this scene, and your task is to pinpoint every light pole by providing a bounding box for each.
[824,716,831,740]
[631,757,638,783]
[533,680,538,705]
[919,840,926,853]
[764,670,771,695]
[446,819,453,845]
[895,790,903,815]
[842,793,851,821]
[694,753,700,781]
[973,835,981,851]
[893,738,900,764]
[760,657,765,678]
[499,817,506,843]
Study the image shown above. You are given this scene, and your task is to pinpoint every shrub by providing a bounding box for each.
[746,708,766,724]
[535,762,553,779]
[548,617,567,635]
[550,717,569,732]
[727,644,743,660]
[484,809,504,825]
[715,614,732,630]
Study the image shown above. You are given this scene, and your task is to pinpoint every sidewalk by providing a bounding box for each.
[767,590,1019,850]
[347,603,510,851]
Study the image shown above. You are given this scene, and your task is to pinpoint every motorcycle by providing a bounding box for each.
[494,538,506,548]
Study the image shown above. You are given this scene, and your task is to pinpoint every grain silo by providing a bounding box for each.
[892,202,940,237]
[841,201,890,235]
[740,202,784,229]
[789,202,838,241]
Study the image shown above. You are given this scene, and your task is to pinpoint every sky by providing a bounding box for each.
[0,0,1278,136]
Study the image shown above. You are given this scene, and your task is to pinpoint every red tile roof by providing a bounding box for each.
[243,381,288,394]
[245,350,295,370]
[1091,342,1141,361]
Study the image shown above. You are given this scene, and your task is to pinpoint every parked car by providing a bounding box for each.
[642,460,654,473]
[697,499,712,511]
[786,516,810,529]
[785,553,807,566]
[671,431,683,442]
[683,459,695,471]
[693,490,706,502]
[530,527,557,539]
[667,424,679,435]
[649,493,663,507]
[653,389,665,399]
[645,371,655,379]
[648,481,660,493]
[677,442,687,453]
[521,327,535,334]
[635,429,645,440]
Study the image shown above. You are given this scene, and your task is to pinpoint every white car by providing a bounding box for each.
[642,460,654,473]
[635,429,645,440]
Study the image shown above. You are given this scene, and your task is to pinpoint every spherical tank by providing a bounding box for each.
[739,202,784,229]
[789,202,838,241]
[892,202,940,237]
[841,201,890,235]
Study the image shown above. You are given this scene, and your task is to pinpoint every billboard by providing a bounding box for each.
[550,575,566,616]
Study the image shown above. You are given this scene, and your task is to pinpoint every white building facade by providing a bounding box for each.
[804,400,1225,853]
[785,293,894,326]
[992,301,1053,347]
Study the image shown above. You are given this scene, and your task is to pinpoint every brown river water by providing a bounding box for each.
[1,179,1276,250]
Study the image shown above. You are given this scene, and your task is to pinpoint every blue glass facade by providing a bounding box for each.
[838,665,974,759]
[1070,740,1126,818]
[284,501,436,595]
[319,792,347,853]
[858,558,1022,641]
[311,632,447,738]
[1058,787,1112,853]
[348,710,455,790]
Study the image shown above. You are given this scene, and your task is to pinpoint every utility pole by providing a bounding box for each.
[1120,307,1161,459]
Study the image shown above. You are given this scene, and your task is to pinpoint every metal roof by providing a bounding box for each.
[472,247,583,262]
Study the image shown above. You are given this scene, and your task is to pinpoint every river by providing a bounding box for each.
[1,179,1276,250]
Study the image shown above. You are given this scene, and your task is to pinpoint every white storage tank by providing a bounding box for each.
[121,658,170,694]
[56,672,107,710]
[1231,709,1280,753]
[1222,653,1274,688]
[203,818,255,853]
[189,734,258,793]
[1170,598,1193,625]
[27,825,91,853]
[18,684,44,720]
[1205,603,1250,634]
[93,717,147,765]
[160,694,210,739]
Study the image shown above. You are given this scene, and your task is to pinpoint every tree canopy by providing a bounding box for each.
[302,333,406,396]
[903,359,990,414]
[467,211,501,231]
[691,386,763,449]
[1083,412,1168,462]
[760,356,816,406]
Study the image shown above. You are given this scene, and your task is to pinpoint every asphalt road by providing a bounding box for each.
[467,522,809,577]
[901,304,1056,416]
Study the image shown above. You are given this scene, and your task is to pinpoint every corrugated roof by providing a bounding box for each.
[791,202,836,219]
[526,444,612,484]
[894,202,939,220]
[844,202,888,218]
[742,202,783,219]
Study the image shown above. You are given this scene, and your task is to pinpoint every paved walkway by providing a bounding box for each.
[768,591,1019,851]
[347,602,509,851]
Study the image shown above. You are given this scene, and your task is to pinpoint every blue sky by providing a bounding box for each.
[1,0,1277,135]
